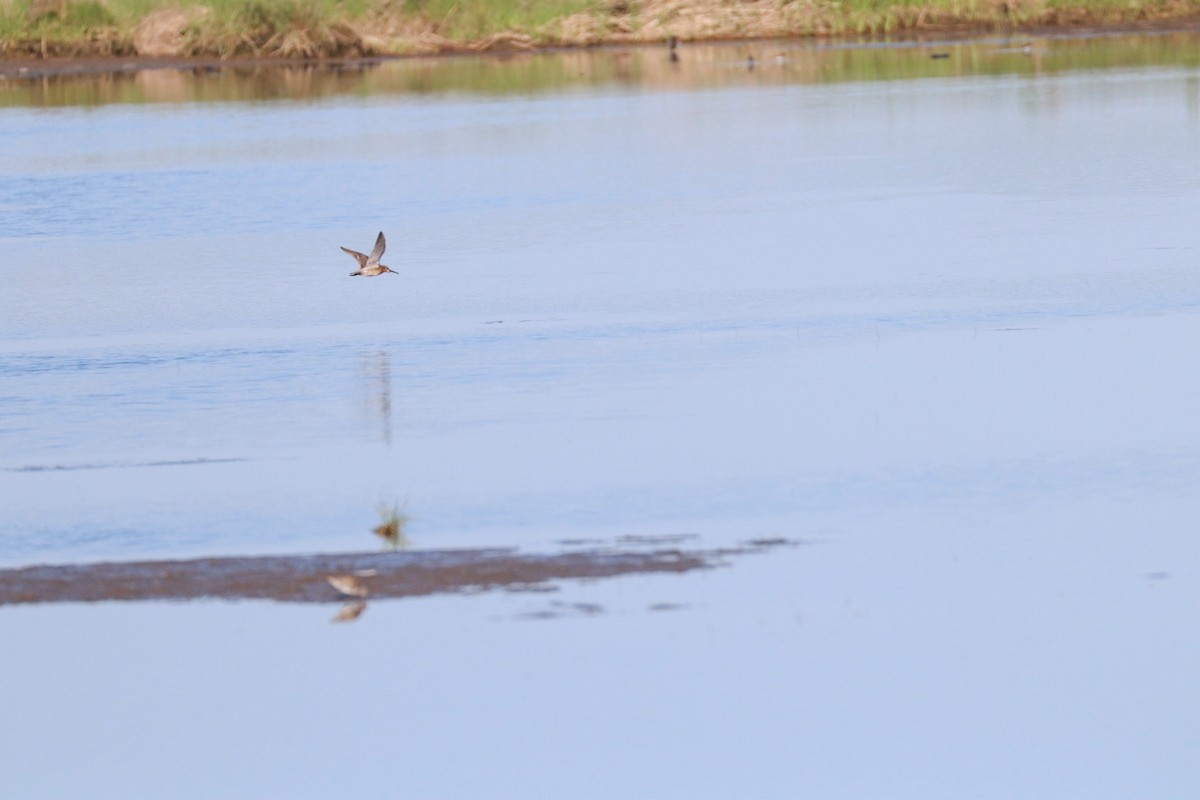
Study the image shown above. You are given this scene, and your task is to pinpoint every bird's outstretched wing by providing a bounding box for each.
[340,247,370,269]
[365,232,386,268]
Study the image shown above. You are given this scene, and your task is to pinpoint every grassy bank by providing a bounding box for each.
[3,0,1200,59]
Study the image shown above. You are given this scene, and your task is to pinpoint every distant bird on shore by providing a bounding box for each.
[341,231,397,277]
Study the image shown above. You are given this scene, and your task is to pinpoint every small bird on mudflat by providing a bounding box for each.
[327,574,369,598]
[341,231,397,277]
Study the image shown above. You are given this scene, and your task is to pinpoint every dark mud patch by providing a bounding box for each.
[0,539,797,606]
[0,53,380,79]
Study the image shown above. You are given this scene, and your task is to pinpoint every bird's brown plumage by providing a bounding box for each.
[342,231,397,276]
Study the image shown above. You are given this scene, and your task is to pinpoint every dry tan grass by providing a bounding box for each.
[356,8,448,55]
[188,17,362,57]
[465,30,535,51]
[551,0,1200,43]
[548,0,834,45]
[27,0,68,21]
[131,6,208,56]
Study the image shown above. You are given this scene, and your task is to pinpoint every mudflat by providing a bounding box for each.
[0,540,793,605]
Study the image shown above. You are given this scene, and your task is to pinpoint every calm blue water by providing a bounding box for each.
[1,36,1199,800]
[4,58,1200,563]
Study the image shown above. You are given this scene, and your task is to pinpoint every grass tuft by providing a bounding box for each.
[373,501,409,549]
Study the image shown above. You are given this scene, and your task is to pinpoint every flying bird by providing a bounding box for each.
[342,231,397,277]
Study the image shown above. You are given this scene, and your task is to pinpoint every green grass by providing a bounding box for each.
[393,0,594,39]
[2,0,118,43]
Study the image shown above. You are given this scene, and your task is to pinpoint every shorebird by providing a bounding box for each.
[341,231,397,277]
[327,574,369,598]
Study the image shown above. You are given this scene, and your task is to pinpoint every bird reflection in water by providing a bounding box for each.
[360,351,411,548]
[331,601,367,623]
[362,350,393,446]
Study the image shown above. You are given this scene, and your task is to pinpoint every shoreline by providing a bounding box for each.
[4,1,1200,79]
[3,17,1200,80]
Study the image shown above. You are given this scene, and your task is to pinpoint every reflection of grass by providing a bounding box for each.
[373,501,409,549]
[3,0,1200,58]
[8,27,1200,108]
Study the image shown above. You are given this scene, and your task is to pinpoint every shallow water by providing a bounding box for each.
[2,33,1200,798]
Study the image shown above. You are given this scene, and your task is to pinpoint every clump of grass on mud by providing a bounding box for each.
[186,0,364,57]
[373,500,409,549]
[4,0,1200,59]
